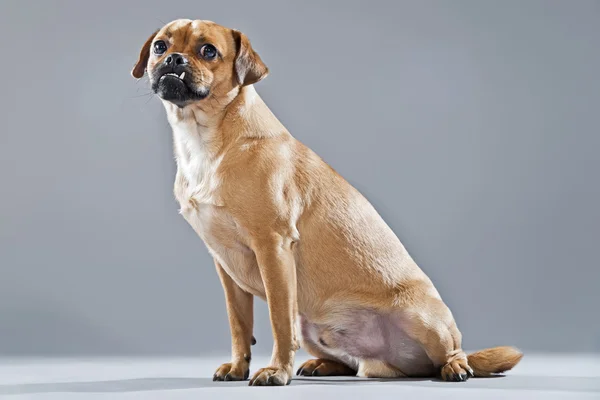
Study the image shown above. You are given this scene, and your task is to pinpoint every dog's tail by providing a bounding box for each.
[467,346,523,377]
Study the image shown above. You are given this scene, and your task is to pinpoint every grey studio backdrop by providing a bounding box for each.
[0,0,599,358]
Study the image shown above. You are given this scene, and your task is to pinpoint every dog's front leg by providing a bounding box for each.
[249,234,298,386]
[213,260,254,381]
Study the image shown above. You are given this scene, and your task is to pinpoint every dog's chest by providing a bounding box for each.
[170,116,230,235]
[176,175,263,296]
[170,116,264,295]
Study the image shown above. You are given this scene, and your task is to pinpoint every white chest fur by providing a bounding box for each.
[167,107,224,212]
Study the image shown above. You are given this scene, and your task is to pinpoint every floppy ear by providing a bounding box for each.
[232,30,269,86]
[131,30,159,79]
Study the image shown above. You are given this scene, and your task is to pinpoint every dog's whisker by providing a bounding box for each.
[129,92,154,99]
[144,94,156,105]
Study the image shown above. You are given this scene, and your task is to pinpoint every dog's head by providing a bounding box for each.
[131,19,268,108]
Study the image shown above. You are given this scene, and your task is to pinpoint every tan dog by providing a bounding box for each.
[131,19,522,386]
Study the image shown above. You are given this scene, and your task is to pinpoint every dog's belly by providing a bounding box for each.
[299,311,435,376]
[180,201,267,298]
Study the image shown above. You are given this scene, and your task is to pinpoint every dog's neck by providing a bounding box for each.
[163,85,287,200]
[163,85,286,151]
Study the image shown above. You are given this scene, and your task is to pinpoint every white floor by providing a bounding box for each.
[0,354,598,399]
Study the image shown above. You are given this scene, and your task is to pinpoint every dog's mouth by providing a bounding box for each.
[151,70,209,107]
[161,72,187,80]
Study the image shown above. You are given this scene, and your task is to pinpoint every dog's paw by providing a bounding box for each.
[296,359,356,376]
[249,366,291,386]
[213,362,250,381]
[440,358,474,382]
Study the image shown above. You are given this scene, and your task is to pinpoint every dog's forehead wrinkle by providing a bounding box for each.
[161,19,190,41]
[162,22,222,52]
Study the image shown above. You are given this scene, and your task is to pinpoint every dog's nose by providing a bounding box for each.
[165,53,187,67]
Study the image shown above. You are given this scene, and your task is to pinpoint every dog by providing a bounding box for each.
[131,19,523,386]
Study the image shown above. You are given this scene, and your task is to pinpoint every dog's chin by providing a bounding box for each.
[152,74,209,108]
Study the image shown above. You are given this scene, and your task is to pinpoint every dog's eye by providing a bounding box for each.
[200,44,217,60]
[153,40,167,55]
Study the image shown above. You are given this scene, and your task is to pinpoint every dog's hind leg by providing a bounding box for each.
[297,357,356,377]
[398,297,473,381]
[296,317,358,377]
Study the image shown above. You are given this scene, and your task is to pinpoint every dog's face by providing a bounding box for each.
[132,19,268,108]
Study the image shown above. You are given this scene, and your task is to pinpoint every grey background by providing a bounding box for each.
[0,0,599,357]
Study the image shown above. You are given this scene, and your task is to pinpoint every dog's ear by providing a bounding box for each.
[232,30,269,86]
[131,30,159,79]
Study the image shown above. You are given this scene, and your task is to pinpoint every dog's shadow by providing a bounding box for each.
[0,376,419,395]
[1,375,599,395]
